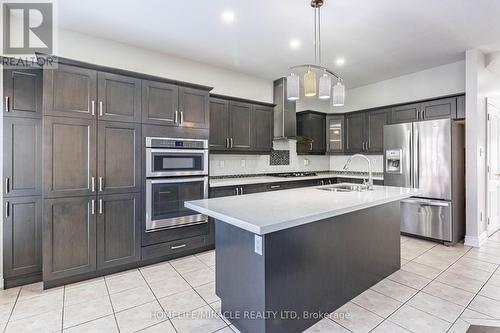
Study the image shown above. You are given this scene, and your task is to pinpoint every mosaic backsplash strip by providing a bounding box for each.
[270,150,290,165]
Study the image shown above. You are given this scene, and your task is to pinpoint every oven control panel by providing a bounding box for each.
[146,137,208,149]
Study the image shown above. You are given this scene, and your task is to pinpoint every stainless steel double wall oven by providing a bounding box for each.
[145,137,209,232]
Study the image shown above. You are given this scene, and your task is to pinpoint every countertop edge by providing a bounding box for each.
[186,191,417,235]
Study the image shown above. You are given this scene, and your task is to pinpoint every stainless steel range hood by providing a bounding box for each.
[273,77,297,140]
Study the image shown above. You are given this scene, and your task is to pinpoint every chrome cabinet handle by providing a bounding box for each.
[91,100,95,116]
[310,142,313,151]
[5,202,9,218]
[270,185,281,189]
[99,199,103,214]
[99,177,103,192]
[175,110,179,124]
[5,96,9,112]
[240,186,244,195]
[171,244,186,250]
[235,187,239,195]
[91,177,95,192]
[91,200,95,215]
[225,138,229,149]
[230,138,233,149]
[180,111,184,125]
[99,101,103,116]
[5,178,9,194]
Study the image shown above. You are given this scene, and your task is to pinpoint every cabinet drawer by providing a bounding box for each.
[142,222,209,246]
[141,235,208,260]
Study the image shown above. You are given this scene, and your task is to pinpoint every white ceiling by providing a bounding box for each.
[57,0,500,88]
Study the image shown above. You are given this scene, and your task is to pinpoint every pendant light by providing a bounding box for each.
[285,0,345,105]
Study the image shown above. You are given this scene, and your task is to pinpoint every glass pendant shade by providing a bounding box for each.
[318,74,331,99]
[286,73,300,101]
[332,81,345,106]
[303,70,317,97]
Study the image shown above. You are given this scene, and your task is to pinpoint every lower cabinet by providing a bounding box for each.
[43,196,97,281]
[43,193,141,282]
[97,193,141,269]
[3,196,42,279]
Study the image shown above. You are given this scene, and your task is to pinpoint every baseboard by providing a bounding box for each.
[464,231,489,247]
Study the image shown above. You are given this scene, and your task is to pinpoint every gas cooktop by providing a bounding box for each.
[272,172,318,178]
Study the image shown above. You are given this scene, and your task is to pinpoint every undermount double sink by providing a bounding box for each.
[318,183,370,192]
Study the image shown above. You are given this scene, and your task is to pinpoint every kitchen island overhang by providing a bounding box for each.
[186,185,420,333]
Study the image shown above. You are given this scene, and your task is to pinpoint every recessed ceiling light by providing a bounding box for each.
[290,39,301,49]
[335,57,346,66]
[221,11,235,23]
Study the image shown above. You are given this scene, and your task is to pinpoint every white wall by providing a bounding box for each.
[465,49,500,247]
[298,61,465,114]
[56,29,273,103]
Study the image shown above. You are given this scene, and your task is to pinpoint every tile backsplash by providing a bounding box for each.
[209,139,383,176]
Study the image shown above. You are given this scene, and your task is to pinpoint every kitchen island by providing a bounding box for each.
[186,184,419,333]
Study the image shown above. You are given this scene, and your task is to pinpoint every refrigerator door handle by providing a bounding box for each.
[413,127,419,189]
[408,129,413,188]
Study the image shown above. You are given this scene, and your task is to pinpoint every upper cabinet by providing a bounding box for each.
[296,111,326,155]
[391,96,463,124]
[345,108,390,154]
[209,95,274,153]
[326,115,344,154]
[43,65,97,119]
[179,87,209,129]
[3,67,42,118]
[97,72,141,123]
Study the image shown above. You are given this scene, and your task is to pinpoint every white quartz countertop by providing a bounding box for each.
[186,185,420,235]
[209,172,383,188]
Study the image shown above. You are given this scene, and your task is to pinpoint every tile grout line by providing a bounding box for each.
[103,275,121,333]
[2,287,20,333]
[61,285,65,332]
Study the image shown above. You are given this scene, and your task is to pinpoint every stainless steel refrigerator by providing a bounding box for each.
[383,118,465,244]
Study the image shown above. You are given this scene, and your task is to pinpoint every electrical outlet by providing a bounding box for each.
[303,159,310,166]
[240,159,246,167]
[219,160,225,168]
[254,235,262,255]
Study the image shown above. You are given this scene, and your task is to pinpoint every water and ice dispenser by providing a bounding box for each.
[385,149,402,174]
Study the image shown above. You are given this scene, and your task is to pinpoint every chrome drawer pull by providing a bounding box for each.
[5,178,9,194]
[5,96,9,112]
[171,244,186,250]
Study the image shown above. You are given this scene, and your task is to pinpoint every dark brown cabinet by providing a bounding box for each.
[97,121,141,194]
[43,196,97,280]
[43,116,97,198]
[97,72,141,123]
[296,111,326,154]
[209,98,230,151]
[43,64,97,119]
[229,101,252,151]
[142,80,178,126]
[179,87,209,129]
[97,193,141,269]
[457,95,465,119]
[3,196,42,279]
[421,97,457,120]
[391,103,421,124]
[3,67,42,118]
[209,95,274,153]
[345,112,365,153]
[252,105,273,152]
[365,108,390,153]
[3,118,42,197]
[326,115,344,154]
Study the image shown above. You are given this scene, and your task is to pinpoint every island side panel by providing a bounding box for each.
[215,220,267,333]
[264,201,401,333]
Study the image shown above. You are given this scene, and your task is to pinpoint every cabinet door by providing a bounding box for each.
[253,105,273,152]
[309,113,326,153]
[3,67,42,118]
[43,196,97,280]
[326,115,344,153]
[456,95,465,119]
[97,121,141,194]
[179,87,209,129]
[209,186,239,198]
[365,109,390,153]
[345,112,365,153]
[421,97,457,120]
[97,193,140,269]
[43,64,97,119]
[209,98,229,151]
[97,72,141,123]
[229,101,252,151]
[3,196,42,278]
[391,103,421,124]
[3,118,42,197]
[142,80,179,126]
[44,117,97,198]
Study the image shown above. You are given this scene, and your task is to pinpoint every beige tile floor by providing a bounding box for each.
[0,231,500,333]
